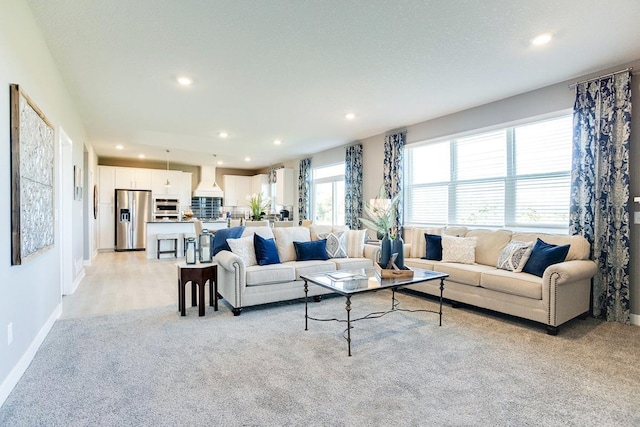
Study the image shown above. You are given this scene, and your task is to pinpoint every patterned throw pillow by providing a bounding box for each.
[318,232,347,258]
[227,235,258,266]
[496,241,532,272]
[441,235,477,264]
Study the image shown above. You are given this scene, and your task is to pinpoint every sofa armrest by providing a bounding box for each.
[543,259,598,285]
[215,249,245,272]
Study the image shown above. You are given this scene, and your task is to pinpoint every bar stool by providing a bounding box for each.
[157,233,178,259]
[183,233,197,257]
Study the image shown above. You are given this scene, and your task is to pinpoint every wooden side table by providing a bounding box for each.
[176,262,218,316]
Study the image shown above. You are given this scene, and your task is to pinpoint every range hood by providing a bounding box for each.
[193,165,224,198]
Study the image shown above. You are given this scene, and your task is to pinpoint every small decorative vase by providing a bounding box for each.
[380,232,391,268]
[392,233,404,269]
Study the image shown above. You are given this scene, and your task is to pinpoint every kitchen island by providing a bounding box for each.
[146,219,228,259]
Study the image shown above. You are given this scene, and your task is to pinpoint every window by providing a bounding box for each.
[312,164,345,225]
[405,115,572,230]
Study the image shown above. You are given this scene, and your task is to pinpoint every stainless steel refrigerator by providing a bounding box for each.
[115,189,152,251]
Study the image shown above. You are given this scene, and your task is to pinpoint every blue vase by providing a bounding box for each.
[380,233,391,268]
[392,233,404,269]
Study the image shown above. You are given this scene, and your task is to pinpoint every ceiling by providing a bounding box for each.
[26,0,640,169]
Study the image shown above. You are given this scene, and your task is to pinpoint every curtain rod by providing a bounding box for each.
[568,67,633,89]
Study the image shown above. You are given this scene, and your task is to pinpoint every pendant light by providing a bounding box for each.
[165,149,171,187]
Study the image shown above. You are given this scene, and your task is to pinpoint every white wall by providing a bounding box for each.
[0,0,91,405]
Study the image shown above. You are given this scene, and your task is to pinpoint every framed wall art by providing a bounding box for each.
[74,165,83,201]
[10,84,55,265]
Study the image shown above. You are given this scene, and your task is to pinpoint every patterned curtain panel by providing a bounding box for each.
[383,131,405,230]
[344,143,363,230]
[569,71,632,324]
[298,158,311,224]
[268,166,283,184]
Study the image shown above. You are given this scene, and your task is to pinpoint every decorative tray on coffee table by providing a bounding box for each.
[375,262,414,279]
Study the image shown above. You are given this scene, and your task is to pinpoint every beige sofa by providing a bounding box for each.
[401,226,598,334]
[215,225,377,315]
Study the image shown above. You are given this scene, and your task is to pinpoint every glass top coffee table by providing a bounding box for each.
[301,267,448,356]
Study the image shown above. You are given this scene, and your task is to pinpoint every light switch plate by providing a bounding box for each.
[635,212,640,224]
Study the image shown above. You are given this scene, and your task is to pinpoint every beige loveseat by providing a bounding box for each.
[401,226,598,334]
[215,225,377,315]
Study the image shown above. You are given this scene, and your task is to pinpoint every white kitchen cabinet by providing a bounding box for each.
[179,172,192,207]
[251,174,270,198]
[114,167,153,190]
[223,175,252,206]
[151,169,182,197]
[97,203,115,250]
[98,166,115,204]
[275,168,295,206]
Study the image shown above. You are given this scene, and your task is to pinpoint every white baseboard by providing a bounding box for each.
[0,303,62,407]
[64,269,85,296]
[631,313,640,326]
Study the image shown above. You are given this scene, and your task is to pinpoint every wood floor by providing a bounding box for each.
[61,251,188,319]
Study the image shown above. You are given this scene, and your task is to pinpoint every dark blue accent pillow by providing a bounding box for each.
[294,240,329,261]
[422,234,443,261]
[212,226,245,256]
[522,238,570,277]
[254,233,281,265]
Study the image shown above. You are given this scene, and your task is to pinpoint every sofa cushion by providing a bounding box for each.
[405,258,437,271]
[308,224,332,241]
[466,229,512,267]
[496,240,532,272]
[318,232,347,258]
[480,269,543,300]
[212,226,245,256]
[511,233,590,261]
[444,227,468,237]
[522,238,570,277]
[344,229,367,258]
[287,260,336,280]
[332,257,373,270]
[294,240,329,261]
[227,235,257,267]
[441,235,477,264]
[407,227,444,258]
[434,263,496,287]
[241,226,274,240]
[254,234,281,266]
[273,227,311,262]
[422,234,442,261]
[245,263,296,286]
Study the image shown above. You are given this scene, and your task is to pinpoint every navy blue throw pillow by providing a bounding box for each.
[212,226,245,256]
[422,234,443,261]
[522,238,570,277]
[294,240,329,261]
[254,233,281,265]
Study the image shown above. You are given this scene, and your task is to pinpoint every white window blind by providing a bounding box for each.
[405,115,572,230]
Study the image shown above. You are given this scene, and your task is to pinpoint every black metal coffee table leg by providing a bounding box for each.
[346,296,352,357]
[304,280,309,331]
[439,277,445,326]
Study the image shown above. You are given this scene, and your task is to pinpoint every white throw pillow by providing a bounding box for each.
[227,235,257,266]
[441,235,477,264]
[318,232,347,258]
[344,229,366,258]
[497,240,533,272]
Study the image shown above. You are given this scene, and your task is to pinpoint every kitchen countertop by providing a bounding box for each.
[147,219,227,224]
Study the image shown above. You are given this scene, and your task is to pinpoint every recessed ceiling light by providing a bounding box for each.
[244,157,251,162]
[345,113,356,120]
[217,160,223,165]
[176,76,193,86]
[219,131,228,138]
[138,154,145,159]
[274,139,282,145]
[531,33,552,46]
[115,144,124,150]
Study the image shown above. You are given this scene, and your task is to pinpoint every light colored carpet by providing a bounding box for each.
[1,291,639,426]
